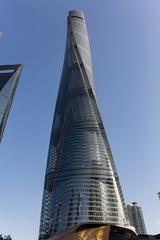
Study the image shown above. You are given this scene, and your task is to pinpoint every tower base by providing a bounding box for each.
[49,224,137,240]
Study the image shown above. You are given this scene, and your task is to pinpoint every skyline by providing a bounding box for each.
[0,1,160,240]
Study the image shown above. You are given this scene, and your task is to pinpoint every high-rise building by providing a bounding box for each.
[0,64,22,142]
[127,202,147,234]
[39,10,129,240]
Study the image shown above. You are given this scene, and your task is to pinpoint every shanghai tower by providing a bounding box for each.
[39,10,129,240]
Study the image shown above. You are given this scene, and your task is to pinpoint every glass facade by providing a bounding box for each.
[39,10,128,240]
[0,64,22,142]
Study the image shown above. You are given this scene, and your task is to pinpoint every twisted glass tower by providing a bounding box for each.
[39,10,128,240]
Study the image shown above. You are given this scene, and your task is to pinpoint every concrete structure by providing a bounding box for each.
[127,203,147,234]
[39,10,130,240]
[0,64,22,142]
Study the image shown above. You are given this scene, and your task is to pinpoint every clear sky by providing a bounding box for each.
[0,1,160,239]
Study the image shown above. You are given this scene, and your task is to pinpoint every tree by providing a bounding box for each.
[0,235,3,240]
[0,235,12,240]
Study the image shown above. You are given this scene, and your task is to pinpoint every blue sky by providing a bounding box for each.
[0,1,160,239]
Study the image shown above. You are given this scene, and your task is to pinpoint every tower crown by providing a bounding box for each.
[132,202,138,206]
[69,10,84,19]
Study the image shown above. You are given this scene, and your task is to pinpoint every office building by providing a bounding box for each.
[127,202,147,234]
[0,64,22,142]
[39,10,129,240]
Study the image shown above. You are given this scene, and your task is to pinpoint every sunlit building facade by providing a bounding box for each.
[39,10,129,240]
[0,64,22,142]
[127,202,147,234]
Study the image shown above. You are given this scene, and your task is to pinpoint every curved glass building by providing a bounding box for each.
[39,10,128,240]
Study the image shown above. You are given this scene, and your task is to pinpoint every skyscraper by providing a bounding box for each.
[0,64,22,142]
[127,202,147,234]
[39,10,129,240]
